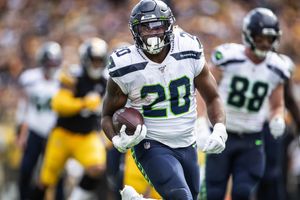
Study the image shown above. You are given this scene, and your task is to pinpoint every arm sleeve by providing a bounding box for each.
[51,88,84,116]
[107,55,129,94]
[211,46,227,68]
[194,38,206,76]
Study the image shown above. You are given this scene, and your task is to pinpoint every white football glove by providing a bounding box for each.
[112,124,147,153]
[269,116,285,139]
[194,117,211,150]
[202,123,227,154]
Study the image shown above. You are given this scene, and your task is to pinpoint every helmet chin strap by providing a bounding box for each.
[143,36,165,54]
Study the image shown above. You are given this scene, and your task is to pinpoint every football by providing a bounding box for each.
[112,107,144,135]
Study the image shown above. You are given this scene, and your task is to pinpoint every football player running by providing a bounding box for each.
[16,41,63,200]
[101,0,227,200]
[31,37,108,200]
[203,8,290,200]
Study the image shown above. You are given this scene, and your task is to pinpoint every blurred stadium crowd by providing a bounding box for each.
[0,0,300,199]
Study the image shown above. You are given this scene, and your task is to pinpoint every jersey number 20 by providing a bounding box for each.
[141,76,191,117]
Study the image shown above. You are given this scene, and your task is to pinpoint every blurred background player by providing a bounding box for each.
[204,8,289,200]
[101,0,227,200]
[256,54,300,200]
[0,0,299,200]
[16,41,63,200]
[31,37,108,200]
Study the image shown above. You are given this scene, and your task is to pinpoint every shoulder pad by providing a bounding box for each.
[278,54,295,74]
[211,43,245,67]
[174,28,203,52]
[19,68,42,87]
[108,46,148,78]
[267,53,292,81]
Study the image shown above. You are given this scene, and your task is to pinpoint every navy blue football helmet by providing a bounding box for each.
[129,0,175,54]
[37,41,62,78]
[37,41,62,67]
[242,8,281,58]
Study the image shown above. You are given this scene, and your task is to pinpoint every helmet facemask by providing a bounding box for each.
[129,0,175,55]
[86,56,105,80]
[243,28,281,58]
[37,42,62,79]
[242,8,281,59]
[135,20,173,54]
[79,38,108,80]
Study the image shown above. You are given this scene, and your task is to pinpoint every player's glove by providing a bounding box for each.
[202,123,227,154]
[194,117,211,150]
[83,92,101,112]
[269,116,285,139]
[112,124,147,153]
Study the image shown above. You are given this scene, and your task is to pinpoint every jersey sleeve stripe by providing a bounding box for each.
[109,62,148,77]
[171,51,202,60]
[214,59,246,67]
[266,64,289,81]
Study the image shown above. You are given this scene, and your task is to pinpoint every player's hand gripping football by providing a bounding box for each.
[269,116,285,139]
[202,123,227,154]
[112,124,147,153]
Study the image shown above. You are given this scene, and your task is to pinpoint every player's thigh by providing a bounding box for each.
[21,130,45,171]
[124,151,161,198]
[180,144,200,198]
[204,145,231,200]
[205,150,231,183]
[133,140,193,199]
[40,128,69,186]
[232,144,265,195]
[72,132,106,169]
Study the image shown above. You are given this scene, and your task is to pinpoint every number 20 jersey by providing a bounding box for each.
[211,43,291,133]
[108,28,205,148]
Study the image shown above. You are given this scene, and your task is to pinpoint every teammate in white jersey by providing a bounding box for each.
[101,1,227,200]
[16,41,62,200]
[202,8,289,200]
[256,55,300,200]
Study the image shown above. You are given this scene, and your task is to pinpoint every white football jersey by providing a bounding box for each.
[19,67,59,137]
[211,43,291,133]
[108,28,205,148]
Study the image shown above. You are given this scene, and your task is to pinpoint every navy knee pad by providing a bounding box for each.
[166,188,193,200]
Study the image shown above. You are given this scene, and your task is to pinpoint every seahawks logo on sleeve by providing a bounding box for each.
[211,43,246,68]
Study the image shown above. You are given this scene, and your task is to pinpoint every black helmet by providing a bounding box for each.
[242,8,281,58]
[79,37,108,79]
[129,0,175,54]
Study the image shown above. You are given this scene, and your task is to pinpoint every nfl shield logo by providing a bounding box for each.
[144,141,151,149]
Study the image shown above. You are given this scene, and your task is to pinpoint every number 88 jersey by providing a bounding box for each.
[211,43,290,133]
[107,28,205,148]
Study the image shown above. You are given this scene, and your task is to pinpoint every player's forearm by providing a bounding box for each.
[206,97,226,126]
[101,116,117,141]
[51,89,84,116]
[269,84,285,119]
[270,104,285,119]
